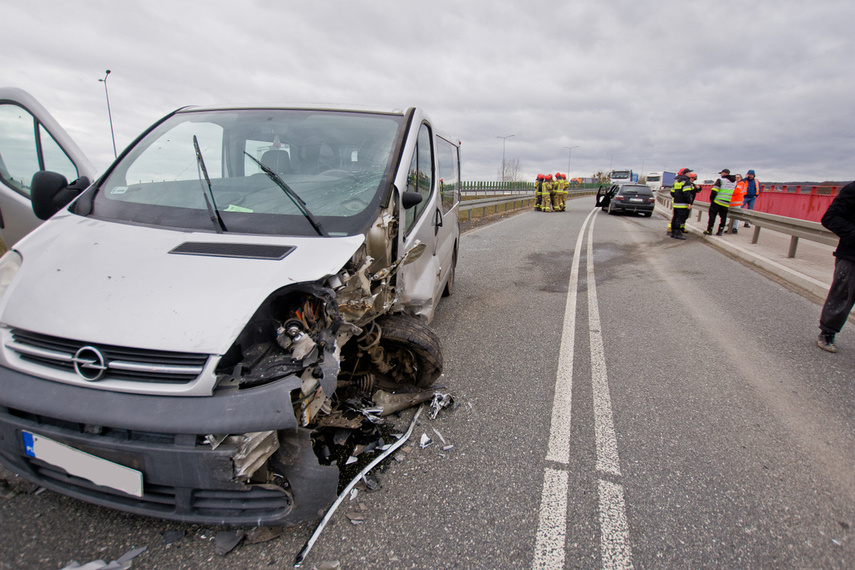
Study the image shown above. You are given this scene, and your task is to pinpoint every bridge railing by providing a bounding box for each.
[656,191,837,258]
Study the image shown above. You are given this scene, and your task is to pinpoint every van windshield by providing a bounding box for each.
[88,109,406,237]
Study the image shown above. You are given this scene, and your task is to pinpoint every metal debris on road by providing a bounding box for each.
[429,392,454,419]
[294,405,424,567]
[60,546,147,570]
[419,433,432,448]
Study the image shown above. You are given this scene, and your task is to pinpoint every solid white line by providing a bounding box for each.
[598,479,634,570]
[586,215,633,568]
[545,208,598,464]
[585,215,621,478]
[533,208,597,569]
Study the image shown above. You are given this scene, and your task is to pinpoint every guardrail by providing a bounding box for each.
[656,192,837,258]
[459,189,596,221]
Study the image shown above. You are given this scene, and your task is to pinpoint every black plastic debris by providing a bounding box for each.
[246,527,283,544]
[162,530,185,546]
[215,530,245,556]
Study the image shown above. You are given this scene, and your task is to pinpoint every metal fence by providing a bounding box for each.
[656,191,837,258]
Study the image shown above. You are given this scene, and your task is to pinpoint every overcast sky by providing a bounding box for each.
[3,0,854,183]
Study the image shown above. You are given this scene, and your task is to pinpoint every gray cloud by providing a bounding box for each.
[3,0,853,183]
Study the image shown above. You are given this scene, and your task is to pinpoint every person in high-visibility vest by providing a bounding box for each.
[554,173,568,211]
[705,169,737,235]
[534,174,545,210]
[542,174,554,212]
[727,174,748,233]
[670,168,695,240]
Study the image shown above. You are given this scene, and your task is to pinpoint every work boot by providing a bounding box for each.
[744,222,750,228]
[671,231,686,240]
[731,227,738,234]
[703,228,712,235]
[817,333,837,353]
[716,228,724,236]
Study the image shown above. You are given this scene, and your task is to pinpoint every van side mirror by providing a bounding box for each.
[31,171,90,220]
[402,191,423,210]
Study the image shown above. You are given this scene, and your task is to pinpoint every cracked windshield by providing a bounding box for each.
[95,109,404,236]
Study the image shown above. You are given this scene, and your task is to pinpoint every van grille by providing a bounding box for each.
[7,328,208,384]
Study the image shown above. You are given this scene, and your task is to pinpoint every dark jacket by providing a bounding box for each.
[821,180,855,262]
[672,175,696,206]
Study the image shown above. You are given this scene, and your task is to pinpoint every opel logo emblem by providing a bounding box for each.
[73,346,107,381]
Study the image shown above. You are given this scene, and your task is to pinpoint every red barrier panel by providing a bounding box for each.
[694,184,841,222]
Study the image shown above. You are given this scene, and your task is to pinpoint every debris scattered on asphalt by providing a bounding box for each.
[420,433,432,448]
[214,530,245,556]
[33,486,47,496]
[246,526,283,544]
[294,405,424,567]
[162,530,185,545]
[0,480,16,499]
[346,512,366,525]
[429,392,454,419]
[61,546,147,570]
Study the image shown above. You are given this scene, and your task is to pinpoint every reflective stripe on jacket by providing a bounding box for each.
[730,180,747,207]
[713,179,736,207]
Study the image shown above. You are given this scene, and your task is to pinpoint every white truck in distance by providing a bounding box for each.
[645,171,675,191]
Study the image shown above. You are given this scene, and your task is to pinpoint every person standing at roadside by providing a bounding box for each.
[817,180,855,352]
[727,174,747,233]
[741,169,760,227]
[542,174,554,212]
[705,169,737,235]
[670,168,694,240]
[535,174,545,211]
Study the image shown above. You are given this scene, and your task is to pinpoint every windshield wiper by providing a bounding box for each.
[193,135,227,233]
[244,152,328,237]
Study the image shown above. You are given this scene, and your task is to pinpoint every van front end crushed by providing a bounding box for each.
[0,364,339,526]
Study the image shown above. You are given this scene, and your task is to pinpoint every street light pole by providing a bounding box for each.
[99,69,117,158]
[496,134,515,183]
[563,145,579,176]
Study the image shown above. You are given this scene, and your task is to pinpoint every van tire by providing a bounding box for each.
[376,313,443,388]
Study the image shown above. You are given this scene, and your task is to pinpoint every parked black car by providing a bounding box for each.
[604,183,655,216]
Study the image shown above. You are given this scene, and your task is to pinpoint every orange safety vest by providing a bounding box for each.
[730,180,747,207]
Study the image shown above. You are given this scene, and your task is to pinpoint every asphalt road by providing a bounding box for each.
[2,197,853,569]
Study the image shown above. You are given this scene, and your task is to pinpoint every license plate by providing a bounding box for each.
[22,431,143,497]
[629,198,643,202]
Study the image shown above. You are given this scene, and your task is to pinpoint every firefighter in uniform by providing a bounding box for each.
[543,174,554,212]
[670,168,695,239]
[552,173,564,211]
[705,169,737,235]
[559,173,570,211]
[534,174,545,210]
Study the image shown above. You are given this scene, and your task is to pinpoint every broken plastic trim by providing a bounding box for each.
[293,404,424,567]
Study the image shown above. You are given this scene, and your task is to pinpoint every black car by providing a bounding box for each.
[604,183,655,216]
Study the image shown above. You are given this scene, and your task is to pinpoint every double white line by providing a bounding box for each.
[532,209,633,569]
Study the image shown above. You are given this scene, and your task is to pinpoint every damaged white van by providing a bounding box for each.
[0,104,460,525]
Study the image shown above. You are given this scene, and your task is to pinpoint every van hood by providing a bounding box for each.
[2,213,365,354]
